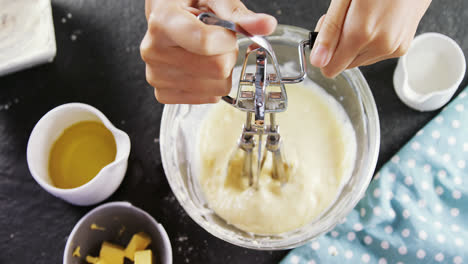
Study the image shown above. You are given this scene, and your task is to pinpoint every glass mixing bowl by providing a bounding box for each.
[160,25,380,250]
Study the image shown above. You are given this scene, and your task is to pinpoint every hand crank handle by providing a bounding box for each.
[308,31,319,49]
[198,12,284,108]
[197,12,252,37]
[281,32,318,84]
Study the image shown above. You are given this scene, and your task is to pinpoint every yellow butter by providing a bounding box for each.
[135,250,153,264]
[90,223,106,231]
[72,246,81,257]
[118,225,126,237]
[124,232,152,261]
[86,255,109,264]
[86,255,99,264]
[99,241,125,264]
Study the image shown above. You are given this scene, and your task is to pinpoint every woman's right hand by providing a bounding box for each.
[141,0,277,104]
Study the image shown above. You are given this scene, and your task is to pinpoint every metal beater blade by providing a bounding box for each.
[198,12,317,187]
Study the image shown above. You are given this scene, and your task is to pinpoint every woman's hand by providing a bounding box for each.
[310,0,432,78]
[141,0,277,104]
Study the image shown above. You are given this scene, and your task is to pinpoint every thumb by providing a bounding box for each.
[310,0,351,68]
[207,0,277,36]
[315,15,326,32]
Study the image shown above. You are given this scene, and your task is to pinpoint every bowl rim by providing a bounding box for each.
[63,201,173,264]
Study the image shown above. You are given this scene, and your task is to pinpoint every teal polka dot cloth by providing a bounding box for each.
[281,87,468,264]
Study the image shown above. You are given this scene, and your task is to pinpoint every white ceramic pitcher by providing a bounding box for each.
[394,32,466,112]
[27,103,131,206]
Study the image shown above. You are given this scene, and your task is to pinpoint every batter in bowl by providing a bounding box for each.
[197,82,356,235]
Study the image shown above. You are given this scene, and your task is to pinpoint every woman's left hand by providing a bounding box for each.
[310,0,432,78]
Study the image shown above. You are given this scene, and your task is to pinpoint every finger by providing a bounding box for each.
[154,89,221,104]
[145,0,153,20]
[346,49,376,69]
[333,39,395,72]
[201,0,277,36]
[314,15,326,32]
[348,54,392,69]
[344,51,385,69]
[183,6,204,16]
[141,30,173,62]
[157,5,238,55]
[319,15,370,77]
[320,37,364,78]
[346,32,412,69]
[141,43,237,80]
[347,40,411,69]
[164,77,232,96]
[146,66,232,96]
[321,0,390,78]
[310,0,351,68]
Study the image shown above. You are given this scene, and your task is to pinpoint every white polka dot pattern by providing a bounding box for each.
[417,249,426,259]
[282,87,468,264]
[398,246,407,255]
[378,258,387,264]
[361,253,370,263]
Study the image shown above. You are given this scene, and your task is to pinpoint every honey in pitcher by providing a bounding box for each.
[49,121,117,189]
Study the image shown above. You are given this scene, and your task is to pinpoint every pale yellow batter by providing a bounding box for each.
[197,83,356,235]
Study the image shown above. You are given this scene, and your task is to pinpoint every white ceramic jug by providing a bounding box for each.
[27,103,131,206]
[394,32,466,112]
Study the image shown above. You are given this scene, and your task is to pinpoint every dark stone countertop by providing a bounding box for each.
[0,0,467,263]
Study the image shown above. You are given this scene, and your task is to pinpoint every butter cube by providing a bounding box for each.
[124,232,152,260]
[135,250,153,264]
[72,246,81,257]
[86,256,99,264]
[99,241,125,264]
[85,256,108,264]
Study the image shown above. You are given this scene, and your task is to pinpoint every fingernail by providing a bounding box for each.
[310,44,329,67]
